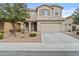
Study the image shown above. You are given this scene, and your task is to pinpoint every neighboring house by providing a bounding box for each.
[4,4,65,32]
[65,16,79,32]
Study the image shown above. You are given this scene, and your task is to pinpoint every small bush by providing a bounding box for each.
[0,32,4,39]
[29,32,37,37]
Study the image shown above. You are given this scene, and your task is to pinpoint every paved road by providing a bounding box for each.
[0,32,79,51]
[0,51,79,56]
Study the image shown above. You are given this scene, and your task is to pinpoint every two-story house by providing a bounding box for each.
[4,4,65,32]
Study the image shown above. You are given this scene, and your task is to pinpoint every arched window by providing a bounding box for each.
[40,9,50,16]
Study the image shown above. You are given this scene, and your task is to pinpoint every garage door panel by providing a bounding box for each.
[41,23,61,32]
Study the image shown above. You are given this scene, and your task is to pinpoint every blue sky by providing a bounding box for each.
[27,3,79,17]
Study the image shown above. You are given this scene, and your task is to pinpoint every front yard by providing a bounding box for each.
[0,32,41,43]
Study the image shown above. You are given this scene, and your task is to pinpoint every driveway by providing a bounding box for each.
[40,32,79,51]
[41,32,79,43]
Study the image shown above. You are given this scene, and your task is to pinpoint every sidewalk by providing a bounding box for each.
[0,43,79,51]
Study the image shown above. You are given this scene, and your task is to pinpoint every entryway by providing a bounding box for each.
[25,22,37,32]
[72,26,76,31]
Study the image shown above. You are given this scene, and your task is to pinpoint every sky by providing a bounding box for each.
[27,3,79,17]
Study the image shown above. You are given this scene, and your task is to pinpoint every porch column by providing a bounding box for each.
[21,22,23,30]
[29,22,31,31]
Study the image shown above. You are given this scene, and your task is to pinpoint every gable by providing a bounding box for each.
[36,5,53,10]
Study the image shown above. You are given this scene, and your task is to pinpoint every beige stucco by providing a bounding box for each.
[4,22,21,32]
[4,22,13,32]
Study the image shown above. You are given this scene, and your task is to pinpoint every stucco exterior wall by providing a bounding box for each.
[37,22,41,32]
[61,21,65,32]
[27,11,37,21]
[4,22,21,32]
[4,22,13,32]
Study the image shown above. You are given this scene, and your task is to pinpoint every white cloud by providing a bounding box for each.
[62,8,76,18]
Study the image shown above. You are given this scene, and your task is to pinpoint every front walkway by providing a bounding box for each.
[0,32,79,51]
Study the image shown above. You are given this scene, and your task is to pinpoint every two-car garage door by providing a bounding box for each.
[41,23,61,32]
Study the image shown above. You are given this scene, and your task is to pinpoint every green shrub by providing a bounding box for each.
[29,32,37,37]
[0,32,4,39]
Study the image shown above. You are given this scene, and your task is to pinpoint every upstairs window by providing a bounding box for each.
[52,10,54,15]
[55,10,59,16]
[40,9,50,16]
[31,12,36,16]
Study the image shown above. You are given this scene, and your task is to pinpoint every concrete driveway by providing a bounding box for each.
[40,32,79,51]
[41,32,79,43]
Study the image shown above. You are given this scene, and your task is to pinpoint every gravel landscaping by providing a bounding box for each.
[0,32,41,43]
